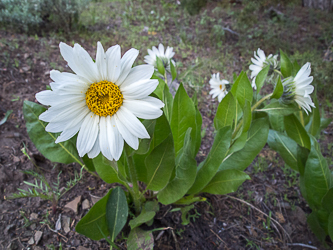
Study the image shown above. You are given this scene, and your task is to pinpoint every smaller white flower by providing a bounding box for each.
[283,62,315,114]
[144,44,175,71]
[209,73,229,102]
[249,48,278,89]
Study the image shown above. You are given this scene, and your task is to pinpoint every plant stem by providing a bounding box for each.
[274,69,283,77]
[164,71,168,85]
[232,93,273,139]
[125,146,141,214]
[299,108,304,126]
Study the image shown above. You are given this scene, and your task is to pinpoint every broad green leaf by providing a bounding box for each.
[23,101,81,164]
[93,154,123,184]
[214,92,236,130]
[219,117,269,171]
[194,106,202,156]
[163,84,173,122]
[280,50,293,78]
[145,134,175,191]
[106,187,128,241]
[171,84,197,156]
[201,169,250,195]
[234,72,253,108]
[136,119,156,155]
[304,136,333,208]
[127,228,154,250]
[170,59,177,81]
[328,212,333,242]
[158,129,197,204]
[296,145,309,176]
[322,188,333,214]
[129,211,156,230]
[268,113,284,131]
[284,114,311,150]
[309,98,320,137]
[242,100,252,133]
[230,71,243,96]
[256,101,298,116]
[271,76,283,100]
[255,65,269,93]
[267,130,298,172]
[152,75,165,100]
[82,154,95,172]
[156,56,165,75]
[75,189,112,240]
[188,126,232,194]
[307,212,327,243]
[320,117,332,131]
[229,132,248,154]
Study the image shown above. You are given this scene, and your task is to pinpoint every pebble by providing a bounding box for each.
[64,196,81,214]
[28,237,34,245]
[30,213,38,220]
[34,231,43,245]
[82,199,90,210]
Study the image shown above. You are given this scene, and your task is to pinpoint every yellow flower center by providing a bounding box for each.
[85,80,123,117]
[219,84,222,90]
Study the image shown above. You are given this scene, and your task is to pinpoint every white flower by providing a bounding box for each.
[36,42,164,161]
[283,62,315,114]
[144,43,175,71]
[249,48,278,89]
[209,73,229,102]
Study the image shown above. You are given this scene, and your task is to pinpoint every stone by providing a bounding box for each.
[82,199,90,210]
[62,215,71,233]
[30,213,38,220]
[64,196,81,214]
[34,231,43,245]
[28,237,34,245]
[292,206,307,225]
[90,195,101,205]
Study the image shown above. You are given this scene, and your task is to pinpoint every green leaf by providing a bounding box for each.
[106,187,128,241]
[145,134,175,191]
[242,100,252,133]
[194,106,202,156]
[284,114,311,150]
[309,98,320,137]
[256,101,298,116]
[255,65,269,93]
[307,212,327,243]
[328,212,333,242]
[219,117,269,171]
[156,56,165,75]
[229,132,248,154]
[320,117,332,131]
[280,50,293,78]
[127,228,154,250]
[136,119,156,155]
[163,84,173,122]
[271,76,283,100]
[0,110,13,126]
[82,154,95,172]
[171,84,197,156]
[267,130,298,172]
[170,59,177,81]
[75,189,112,240]
[234,72,253,108]
[180,204,194,225]
[129,211,156,230]
[93,154,123,184]
[202,169,250,195]
[292,60,301,76]
[23,101,81,164]
[322,188,333,214]
[152,75,165,100]
[188,126,232,195]
[296,145,310,176]
[158,128,197,204]
[304,136,333,208]
[214,92,236,130]
[268,113,284,131]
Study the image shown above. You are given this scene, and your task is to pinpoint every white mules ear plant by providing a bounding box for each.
[22,43,333,249]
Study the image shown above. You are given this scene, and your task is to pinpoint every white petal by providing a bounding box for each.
[39,101,86,122]
[76,114,100,156]
[117,48,139,86]
[96,42,107,80]
[99,116,114,161]
[106,45,121,83]
[36,90,60,106]
[120,65,154,88]
[114,113,139,150]
[123,97,163,119]
[88,131,101,158]
[121,79,158,99]
[109,116,124,160]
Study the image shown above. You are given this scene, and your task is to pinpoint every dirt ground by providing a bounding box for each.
[1,8,333,249]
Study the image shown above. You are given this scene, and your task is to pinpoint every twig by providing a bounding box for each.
[210,229,229,248]
[226,195,292,242]
[170,229,180,250]
[222,27,240,36]
[287,243,318,249]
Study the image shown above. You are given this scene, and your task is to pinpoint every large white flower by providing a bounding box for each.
[209,73,229,102]
[144,43,175,71]
[36,42,164,161]
[283,62,315,114]
[249,48,278,89]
